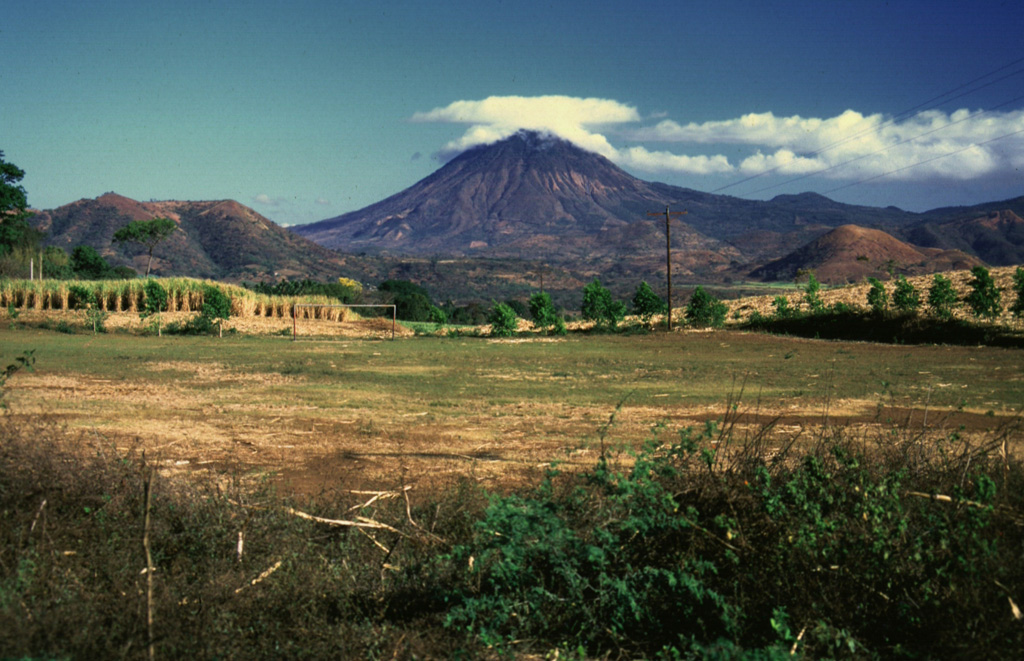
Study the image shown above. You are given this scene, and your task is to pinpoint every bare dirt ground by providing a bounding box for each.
[5,325,1021,499]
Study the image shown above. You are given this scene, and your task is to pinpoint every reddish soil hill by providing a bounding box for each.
[750,224,981,284]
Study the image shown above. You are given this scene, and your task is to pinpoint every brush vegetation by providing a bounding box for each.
[1,383,1022,659]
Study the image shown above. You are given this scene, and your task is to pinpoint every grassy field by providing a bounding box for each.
[3,324,1021,494]
[3,320,1024,658]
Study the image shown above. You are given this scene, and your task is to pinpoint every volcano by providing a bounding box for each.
[294,130,751,275]
[293,130,928,276]
[297,129,1023,283]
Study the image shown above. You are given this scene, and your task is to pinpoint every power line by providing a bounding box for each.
[742,91,1024,197]
[822,126,1024,195]
[709,55,1024,194]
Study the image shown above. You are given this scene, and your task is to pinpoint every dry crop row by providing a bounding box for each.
[0,278,358,321]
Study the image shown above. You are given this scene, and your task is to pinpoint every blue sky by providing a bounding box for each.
[2,0,1022,226]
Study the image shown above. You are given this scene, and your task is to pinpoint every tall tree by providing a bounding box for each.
[0,151,44,275]
[112,217,178,276]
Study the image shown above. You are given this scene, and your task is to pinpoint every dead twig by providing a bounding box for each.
[235,560,283,594]
[143,470,156,661]
[29,498,46,535]
[282,506,404,534]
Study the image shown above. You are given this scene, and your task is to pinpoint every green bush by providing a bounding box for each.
[68,284,97,310]
[866,277,888,316]
[772,296,795,319]
[581,279,626,330]
[964,265,1002,320]
[892,275,921,314]
[1011,266,1024,319]
[379,280,434,322]
[487,301,518,337]
[927,274,958,320]
[631,281,666,327]
[142,279,168,317]
[803,273,824,313]
[165,284,231,335]
[70,245,111,280]
[529,291,566,335]
[445,432,738,654]
[685,286,727,328]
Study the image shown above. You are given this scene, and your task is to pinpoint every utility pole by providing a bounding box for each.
[647,206,687,330]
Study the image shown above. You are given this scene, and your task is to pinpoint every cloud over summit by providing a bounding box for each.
[413,95,1024,185]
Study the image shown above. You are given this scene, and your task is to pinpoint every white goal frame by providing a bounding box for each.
[292,304,397,341]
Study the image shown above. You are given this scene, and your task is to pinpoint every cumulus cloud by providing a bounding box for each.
[411,95,639,162]
[252,193,281,207]
[413,94,1024,183]
[630,107,1024,181]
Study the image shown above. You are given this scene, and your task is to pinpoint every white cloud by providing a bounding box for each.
[411,95,639,162]
[252,193,280,207]
[629,107,1024,181]
[315,197,330,206]
[413,95,1024,183]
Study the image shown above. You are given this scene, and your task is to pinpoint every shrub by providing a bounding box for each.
[927,274,958,320]
[201,284,231,321]
[428,305,447,327]
[503,298,529,319]
[529,291,566,335]
[631,281,666,327]
[685,286,727,328]
[892,275,921,314]
[487,301,518,337]
[772,296,794,319]
[803,273,824,313]
[581,279,626,330]
[445,433,738,654]
[142,279,168,317]
[964,265,1002,320]
[68,284,97,310]
[70,245,111,280]
[165,284,232,335]
[1011,266,1024,319]
[866,277,888,315]
[378,280,435,322]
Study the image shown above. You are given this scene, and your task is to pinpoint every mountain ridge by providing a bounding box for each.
[29,193,349,282]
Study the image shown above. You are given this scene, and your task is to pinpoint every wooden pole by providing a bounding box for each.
[646,206,687,330]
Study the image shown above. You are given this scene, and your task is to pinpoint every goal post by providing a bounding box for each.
[292,304,396,341]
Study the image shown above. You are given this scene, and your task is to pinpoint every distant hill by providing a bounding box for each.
[29,193,350,281]
[900,208,1024,266]
[294,130,927,274]
[749,224,981,284]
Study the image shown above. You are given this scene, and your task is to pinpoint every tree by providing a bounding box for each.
[71,245,112,280]
[0,151,44,275]
[0,150,28,216]
[529,291,566,335]
[581,279,626,330]
[112,217,177,276]
[1010,266,1024,319]
[866,278,888,316]
[379,279,434,322]
[632,281,666,328]
[803,273,824,313]
[927,274,958,320]
[685,286,727,328]
[892,276,921,314]
[488,301,518,337]
[772,296,794,319]
[964,265,1002,320]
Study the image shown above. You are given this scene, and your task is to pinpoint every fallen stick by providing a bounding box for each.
[283,506,403,534]
[235,560,282,594]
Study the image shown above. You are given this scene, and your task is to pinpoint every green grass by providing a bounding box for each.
[2,326,1022,416]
